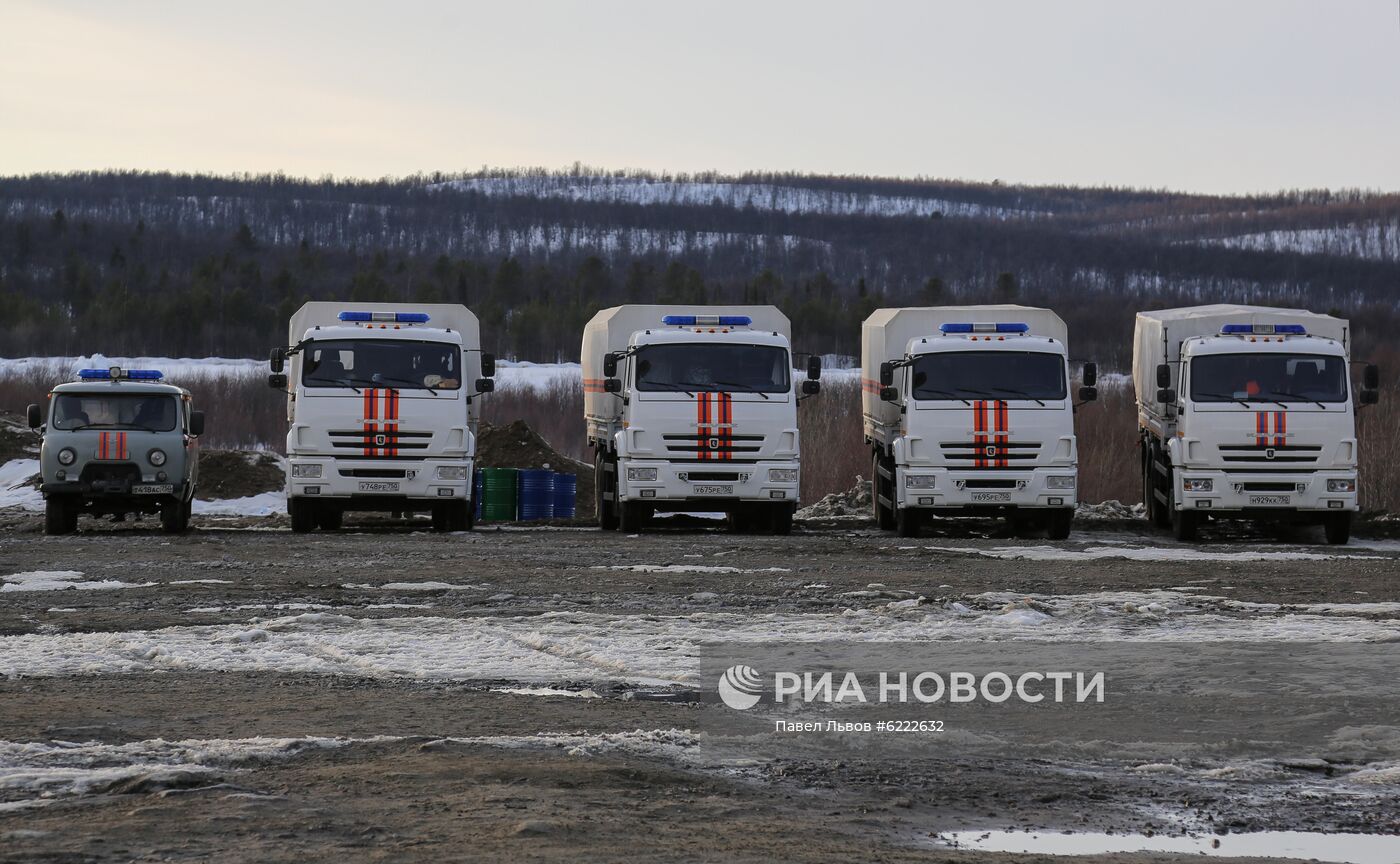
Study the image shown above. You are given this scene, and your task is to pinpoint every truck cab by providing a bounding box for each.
[272,303,494,533]
[28,367,204,535]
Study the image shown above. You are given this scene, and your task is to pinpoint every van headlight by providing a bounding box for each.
[1327,478,1356,493]
[147,448,167,467]
[1182,478,1213,492]
[627,467,658,482]
[768,468,799,483]
[291,463,323,479]
[57,447,77,466]
[1047,475,1076,490]
[435,465,469,481]
[904,475,937,489]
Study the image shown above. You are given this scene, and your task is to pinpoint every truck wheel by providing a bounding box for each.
[318,507,343,531]
[1146,445,1172,529]
[595,451,619,531]
[1046,508,1074,541]
[895,505,921,538]
[771,503,794,536]
[1170,507,1198,542]
[619,501,651,533]
[289,498,316,533]
[1323,513,1351,545]
[44,497,78,535]
[161,498,191,534]
[441,501,470,532]
[872,453,896,531]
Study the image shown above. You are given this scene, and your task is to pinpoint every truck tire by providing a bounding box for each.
[44,497,78,535]
[1144,443,1171,529]
[595,451,619,531]
[619,501,650,533]
[161,498,191,534]
[1046,507,1074,540]
[318,506,343,532]
[872,453,896,531]
[1170,506,1198,542]
[895,505,921,538]
[1323,513,1351,545]
[770,503,794,536]
[289,498,316,533]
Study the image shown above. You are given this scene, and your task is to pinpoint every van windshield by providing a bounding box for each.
[51,393,179,431]
[910,351,1066,401]
[1190,353,1348,404]
[302,339,462,390]
[633,344,790,393]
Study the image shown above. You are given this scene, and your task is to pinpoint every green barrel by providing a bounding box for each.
[480,468,519,521]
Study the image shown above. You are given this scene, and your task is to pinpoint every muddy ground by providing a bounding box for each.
[1,513,1398,863]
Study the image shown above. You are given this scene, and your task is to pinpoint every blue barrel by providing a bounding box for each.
[473,469,483,521]
[517,469,556,521]
[553,472,577,519]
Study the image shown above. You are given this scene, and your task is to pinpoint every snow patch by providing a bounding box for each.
[1,571,153,594]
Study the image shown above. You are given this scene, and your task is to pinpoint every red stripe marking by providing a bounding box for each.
[364,387,377,457]
[720,392,732,461]
[696,392,708,462]
[973,400,987,469]
[995,400,1009,468]
[1274,411,1286,448]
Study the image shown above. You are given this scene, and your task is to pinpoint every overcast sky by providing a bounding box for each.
[2,0,1398,193]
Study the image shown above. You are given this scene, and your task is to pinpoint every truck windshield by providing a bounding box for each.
[51,393,178,431]
[302,339,462,390]
[910,351,1066,401]
[633,344,791,393]
[1190,353,1348,404]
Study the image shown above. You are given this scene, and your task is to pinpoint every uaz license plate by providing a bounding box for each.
[132,484,174,495]
[1249,494,1291,506]
[358,481,400,493]
[692,484,733,496]
[970,491,1011,503]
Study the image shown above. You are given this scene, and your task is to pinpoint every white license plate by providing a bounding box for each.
[358,481,400,493]
[970,491,1011,503]
[132,484,174,495]
[693,484,734,496]
[1249,494,1291,506]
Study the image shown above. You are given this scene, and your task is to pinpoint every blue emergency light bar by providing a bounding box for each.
[338,311,431,324]
[1221,323,1306,336]
[662,315,752,327]
[77,368,164,380]
[939,322,1029,334]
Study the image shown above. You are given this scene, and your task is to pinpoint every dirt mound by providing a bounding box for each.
[0,411,39,463]
[477,420,595,519]
[197,450,285,500]
[797,477,872,519]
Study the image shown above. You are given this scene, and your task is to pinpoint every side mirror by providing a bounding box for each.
[481,352,496,378]
[879,361,895,387]
[1078,386,1098,403]
[1082,361,1097,387]
[268,373,288,390]
[1363,363,1380,390]
[189,411,206,437]
[801,380,821,395]
[474,378,495,393]
[1156,363,1171,388]
[269,347,285,373]
[1156,388,1176,404]
[806,355,822,380]
[26,403,41,429]
[603,353,619,377]
[1359,389,1379,406]
[604,378,622,393]
[880,386,899,403]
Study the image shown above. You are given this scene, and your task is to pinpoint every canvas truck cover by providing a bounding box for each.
[581,304,790,424]
[1132,305,1349,409]
[862,305,1068,431]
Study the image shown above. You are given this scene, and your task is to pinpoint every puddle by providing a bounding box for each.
[933,829,1400,863]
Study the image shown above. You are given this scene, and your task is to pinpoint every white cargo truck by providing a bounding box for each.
[1134,304,1379,544]
[862,305,1096,539]
[270,302,495,533]
[582,305,821,534]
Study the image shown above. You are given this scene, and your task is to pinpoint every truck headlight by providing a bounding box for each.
[1327,478,1356,493]
[291,464,323,479]
[57,447,76,466]
[1182,478,1213,493]
[147,448,167,467]
[1046,475,1076,490]
[768,468,799,483]
[904,475,937,489]
[627,467,658,482]
[435,465,469,481]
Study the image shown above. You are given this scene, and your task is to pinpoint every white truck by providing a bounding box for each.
[270,302,495,533]
[582,305,821,534]
[862,305,1096,539]
[1134,304,1379,544]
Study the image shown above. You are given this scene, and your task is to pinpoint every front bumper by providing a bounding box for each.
[287,456,472,502]
[896,466,1077,510]
[41,479,188,502]
[617,460,800,505]
[1175,469,1358,513]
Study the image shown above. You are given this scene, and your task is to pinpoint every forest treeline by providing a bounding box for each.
[2,169,1399,367]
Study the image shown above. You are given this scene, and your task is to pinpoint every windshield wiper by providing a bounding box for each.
[914,388,971,406]
[989,387,1046,407]
[1267,390,1326,410]
[711,380,770,400]
[373,375,437,395]
[1196,392,1250,409]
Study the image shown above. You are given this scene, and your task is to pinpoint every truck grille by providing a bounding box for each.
[328,429,433,457]
[663,433,764,463]
[940,441,1041,469]
[1218,444,1320,465]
